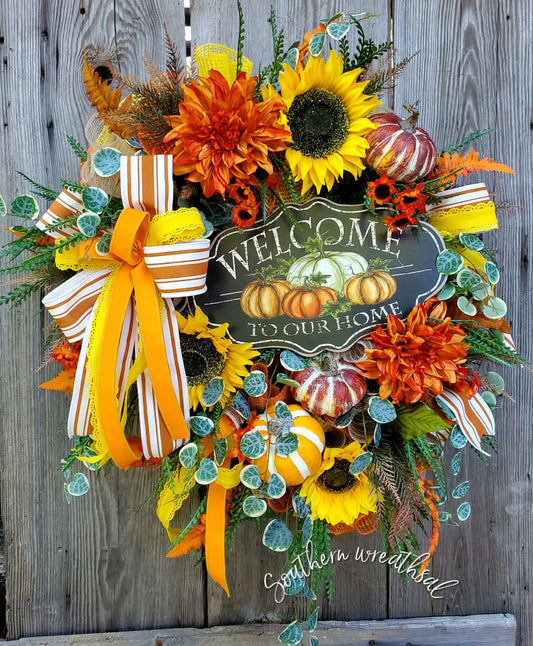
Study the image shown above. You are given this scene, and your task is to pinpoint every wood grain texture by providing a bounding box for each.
[0,0,204,639]
[0,614,518,646]
[392,3,533,646]
[0,0,531,643]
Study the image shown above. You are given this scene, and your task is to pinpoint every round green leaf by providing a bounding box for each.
[265,472,286,499]
[276,433,299,457]
[279,621,303,646]
[0,194,7,216]
[195,458,218,485]
[80,447,101,471]
[368,396,397,423]
[283,47,299,70]
[240,464,263,489]
[433,486,447,506]
[179,443,198,469]
[243,370,268,397]
[280,350,307,372]
[484,260,500,285]
[77,213,101,238]
[82,186,109,214]
[200,377,225,407]
[11,194,39,219]
[214,438,228,466]
[232,391,252,420]
[64,483,71,504]
[292,491,311,518]
[485,371,505,393]
[240,430,267,459]
[276,373,301,388]
[95,232,112,255]
[263,519,293,552]
[452,481,471,499]
[274,401,293,420]
[242,496,267,518]
[450,451,462,476]
[459,232,484,251]
[437,282,455,300]
[199,212,214,238]
[470,281,492,300]
[301,514,313,547]
[304,585,317,601]
[456,268,482,289]
[436,398,456,421]
[482,297,507,319]
[450,425,467,449]
[284,573,306,596]
[438,511,452,523]
[67,472,90,496]
[481,390,498,409]
[189,415,214,438]
[93,147,121,177]
[456,295,477,316]
[334,407,356,429]
[374,422,381,447]
[308,32,325,56]
[327,20,350,40]
[457,501,471,521]
[436,249,463,275]
[307,607,319,633]
[349,451,373,475]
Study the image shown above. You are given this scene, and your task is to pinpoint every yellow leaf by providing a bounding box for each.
[39,368,76,394]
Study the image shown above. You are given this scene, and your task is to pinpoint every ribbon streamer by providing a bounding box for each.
[40,155,210,467]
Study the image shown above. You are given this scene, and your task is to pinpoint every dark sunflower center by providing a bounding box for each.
[317,458,356,493]
[401,195,418,204]
[375,184,393,200]
[179,333,225,386]
[287,89,349,158]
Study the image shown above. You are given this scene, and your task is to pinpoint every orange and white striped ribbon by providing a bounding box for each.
[437,388,495,455]
[43,155,210,465]
[36,189,85,239]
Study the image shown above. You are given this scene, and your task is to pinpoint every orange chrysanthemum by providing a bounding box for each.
[52,341,81,369]
[359,303,469,404]
[163,70,290,197]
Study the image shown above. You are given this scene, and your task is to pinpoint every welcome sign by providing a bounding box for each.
[195,199,446,355]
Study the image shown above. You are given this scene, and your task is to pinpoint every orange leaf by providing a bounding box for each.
[39,368,76,394]
[166,524,206,558]
[83,56,122,116]
[430,148,515,183]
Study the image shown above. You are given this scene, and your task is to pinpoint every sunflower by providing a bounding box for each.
[300,442,376,526]
[176,306,258,410]
[163,70,290,197]
[278,50,381,194]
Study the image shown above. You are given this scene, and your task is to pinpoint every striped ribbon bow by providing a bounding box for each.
[39,155,210,468]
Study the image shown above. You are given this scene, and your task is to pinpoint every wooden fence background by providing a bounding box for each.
[0,0,531,644]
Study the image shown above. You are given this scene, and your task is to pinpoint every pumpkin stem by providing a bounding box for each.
[400,102,420,132]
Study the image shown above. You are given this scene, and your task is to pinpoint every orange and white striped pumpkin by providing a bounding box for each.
[251,404,325,486]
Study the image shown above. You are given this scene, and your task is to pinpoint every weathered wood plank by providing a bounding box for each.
[0,614,518,646]
[188,0,392,626]
[392,4,532,646]
[0,0,205,639]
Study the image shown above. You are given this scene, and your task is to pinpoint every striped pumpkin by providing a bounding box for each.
[364,110,437,182]
[251,404,325,486]
[290,357,367,418]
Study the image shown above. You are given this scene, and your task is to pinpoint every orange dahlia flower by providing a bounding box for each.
[359,303,469,404]
[163,70,290,197]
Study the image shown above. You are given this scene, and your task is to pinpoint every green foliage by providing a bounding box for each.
[319,294,353,318]
[342,18,393,73]
[168,494,208,551]
[59,436,94,473]
[440,129,492,156]
[270,153,300,205]
[17,172,60,201]
[465,326,527,366]
[236,0,245,75]
[266,6,285,84]
[66,134,88,162]
[309,519,334,601]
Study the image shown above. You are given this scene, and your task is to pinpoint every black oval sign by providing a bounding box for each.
[194,198,446,356]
